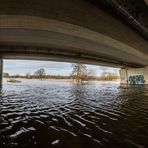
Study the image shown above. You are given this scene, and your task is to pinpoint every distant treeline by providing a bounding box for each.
[4,74,119,81]
[4,66,119,81]
[7,75,72,79]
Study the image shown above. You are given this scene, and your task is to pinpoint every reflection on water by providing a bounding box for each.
[0,80,148,148]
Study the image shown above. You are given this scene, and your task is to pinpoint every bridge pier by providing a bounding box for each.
[0,58,3,90]
[120,66,148,84]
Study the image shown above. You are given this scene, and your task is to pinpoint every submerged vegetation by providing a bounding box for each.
[7,79,21,83]
[71,64,89,84]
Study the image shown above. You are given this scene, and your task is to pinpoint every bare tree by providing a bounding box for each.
[100,67,109,80]
[100,71,119,80]
[71,64,89,83]
[26,72,31,79]
[34,68,46,78]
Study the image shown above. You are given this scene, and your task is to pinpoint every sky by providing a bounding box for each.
[4,60,119,76]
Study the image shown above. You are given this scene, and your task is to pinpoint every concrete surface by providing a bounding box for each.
[0,0,147,68]
[120,66,148,84]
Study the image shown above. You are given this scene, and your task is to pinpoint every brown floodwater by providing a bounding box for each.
[0,80,148,148]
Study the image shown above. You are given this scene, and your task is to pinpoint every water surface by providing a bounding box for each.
[0,80,148,148]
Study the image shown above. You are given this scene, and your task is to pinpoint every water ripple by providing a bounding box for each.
[0,80,148,148]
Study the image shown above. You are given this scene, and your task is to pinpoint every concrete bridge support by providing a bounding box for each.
[0,58,3,89]
[120,66,148,84]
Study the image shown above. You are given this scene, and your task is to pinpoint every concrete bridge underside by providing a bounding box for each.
[0,0,148,85]
[0,0,148,68]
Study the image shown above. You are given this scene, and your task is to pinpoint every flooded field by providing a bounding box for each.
[0,79,148,148]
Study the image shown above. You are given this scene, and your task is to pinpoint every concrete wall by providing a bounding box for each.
[120,66,148,84]
[120,69,128,84]
[0,58,3,89]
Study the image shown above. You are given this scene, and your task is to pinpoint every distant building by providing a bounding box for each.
[3,73,9,78]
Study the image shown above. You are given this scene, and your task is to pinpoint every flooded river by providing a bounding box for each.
[0,80,148,148]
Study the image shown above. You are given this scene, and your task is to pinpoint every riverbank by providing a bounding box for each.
[4,78,120,84]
